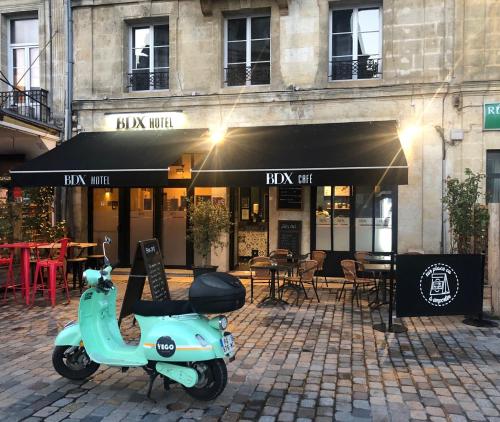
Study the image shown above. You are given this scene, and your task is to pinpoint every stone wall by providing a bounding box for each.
[70,0,500,256]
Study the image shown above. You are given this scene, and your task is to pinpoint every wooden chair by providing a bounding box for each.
[269,249,290,265]
[310,250,328,287]
[284,259,319,303]
[249,256,272,303]
[339,259,376,307]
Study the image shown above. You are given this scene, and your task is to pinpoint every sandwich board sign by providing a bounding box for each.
[396,254,484,317]
[118,239,170,325]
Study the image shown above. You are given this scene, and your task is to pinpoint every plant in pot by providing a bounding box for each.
[188,198,232,278]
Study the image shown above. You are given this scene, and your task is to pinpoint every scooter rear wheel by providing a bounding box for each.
[52,345,100,380]
[182,359,227,401]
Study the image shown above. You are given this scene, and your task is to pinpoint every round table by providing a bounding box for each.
[250,262,296,308]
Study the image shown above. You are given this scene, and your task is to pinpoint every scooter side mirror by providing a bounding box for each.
[102,236,112,268]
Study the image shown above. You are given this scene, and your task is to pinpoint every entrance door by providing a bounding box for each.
[162,188,187,266]
[129,188,154,262]
[92,188,119,263]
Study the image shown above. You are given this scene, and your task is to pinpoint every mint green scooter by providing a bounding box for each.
[52,237,240,401]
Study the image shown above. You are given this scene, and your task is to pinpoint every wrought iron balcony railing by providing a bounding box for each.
[224,63,270,86]
[127,70,169,91]
[0,89,50,124]
[329,58,382,81]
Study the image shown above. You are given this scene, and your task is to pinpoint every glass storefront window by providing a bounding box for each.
[355,186,373,252]
[130,188,154,262]
[374,188,392,252]
[315,186,332,250]
[93,188,119,263]
[162,188,187,266]
[315,186,351,251]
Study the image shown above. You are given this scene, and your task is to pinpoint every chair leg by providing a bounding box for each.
[300,281,308,299]
[337,281,347,301]
[352,283,359,306]
[250,278,254,303]
[312,282,320,302]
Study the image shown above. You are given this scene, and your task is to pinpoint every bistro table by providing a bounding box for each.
[251,261,296,308]
[366,254,407,333]
[0,242,47,305]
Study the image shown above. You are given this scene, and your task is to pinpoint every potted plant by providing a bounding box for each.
[188,198,232,278]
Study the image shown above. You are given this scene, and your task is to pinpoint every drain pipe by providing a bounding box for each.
[62,0,74,227]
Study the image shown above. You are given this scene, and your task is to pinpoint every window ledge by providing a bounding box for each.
[219,85,272,94]
[326,79,383,89]
[124,89,171,97]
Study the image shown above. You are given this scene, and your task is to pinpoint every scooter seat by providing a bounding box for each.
[132,300,195,317]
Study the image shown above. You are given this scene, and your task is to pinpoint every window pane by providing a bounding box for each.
[131,69,150,91]
[152,68,168,89]
[154,24,169,46]
[358,8,380,32]
[316,186,332,251]
[228,18,246,41]
[227,41,246,63]
[487,151,500,203]
[333,186,350,251]
[132,27,149,49]
[133,47,150,69]
[251,16,270,39]
[226,63,247,86]
[29,47,40,88]
[251,40,270,62]
[358,32,380,56]
[332,9,353,33]
[11,19,38,44]
[250,62,270,85]
[154,46,169,68]
[331,57,353,80]
[13,48,25,70]
[332,34,352,56]
[374,189,392,252]
[355,186,373,252]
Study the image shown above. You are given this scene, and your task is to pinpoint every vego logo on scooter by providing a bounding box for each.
[156,336,176,357]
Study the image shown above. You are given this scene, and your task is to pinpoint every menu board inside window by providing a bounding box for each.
[277,187,302,210]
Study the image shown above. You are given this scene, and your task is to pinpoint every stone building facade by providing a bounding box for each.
[54,0,500,273]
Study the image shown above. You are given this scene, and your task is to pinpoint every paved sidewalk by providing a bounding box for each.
[0,277,499,421]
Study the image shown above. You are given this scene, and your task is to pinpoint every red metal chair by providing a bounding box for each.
[31,238,70,306]
[1,249,16,302]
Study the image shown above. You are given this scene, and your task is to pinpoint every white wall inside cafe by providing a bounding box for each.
[268,186,310,255]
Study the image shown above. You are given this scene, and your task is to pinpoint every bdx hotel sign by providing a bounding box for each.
[104,112,185,131]
[64,174,110,186]
[484,103,500,130]
[266,172,313,185]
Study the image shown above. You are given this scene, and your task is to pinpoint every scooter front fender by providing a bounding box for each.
[55,322,82,346]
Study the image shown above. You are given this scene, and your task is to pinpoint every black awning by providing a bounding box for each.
[10,129,208,187]
[192,121,408,186]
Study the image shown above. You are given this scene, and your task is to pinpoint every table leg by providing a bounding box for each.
[20,248,31,305]
[258,269,289,308]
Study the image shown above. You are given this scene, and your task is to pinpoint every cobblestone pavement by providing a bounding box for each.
[1,276,500,422]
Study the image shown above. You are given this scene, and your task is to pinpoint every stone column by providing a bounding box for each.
[488,203,500,315]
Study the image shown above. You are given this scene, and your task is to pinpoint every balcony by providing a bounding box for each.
[224,63,270,87]
[329,58,382,81]
[127,70,169,91]
[0,89,50,124]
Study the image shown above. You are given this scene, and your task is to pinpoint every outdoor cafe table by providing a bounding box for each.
[0,242,47,305]
[35,242,98,257]
[250,261,296,308]
[365,256,406,333]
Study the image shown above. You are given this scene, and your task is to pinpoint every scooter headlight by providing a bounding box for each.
[209,315,228,331]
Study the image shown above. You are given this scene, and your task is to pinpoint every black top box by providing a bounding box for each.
[189,272,246,314]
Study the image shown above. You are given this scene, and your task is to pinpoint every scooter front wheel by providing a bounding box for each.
[182,359,227,401]
[52,345,100,380]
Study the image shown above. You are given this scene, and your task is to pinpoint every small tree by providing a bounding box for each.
[443,168,489,254]
[188,198,232,267]
[22,187,67,241]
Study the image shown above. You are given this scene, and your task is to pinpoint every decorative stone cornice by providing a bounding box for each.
[200,0,288,17]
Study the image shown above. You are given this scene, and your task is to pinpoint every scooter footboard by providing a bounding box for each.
[55,322,82,346]
[156,362,198,388]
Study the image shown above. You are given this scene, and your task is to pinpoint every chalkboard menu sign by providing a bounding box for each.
[277,187,302,210]
[278,220,302,256]
[119,239,170,325]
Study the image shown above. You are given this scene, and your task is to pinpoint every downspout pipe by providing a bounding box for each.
[62,0,74,228]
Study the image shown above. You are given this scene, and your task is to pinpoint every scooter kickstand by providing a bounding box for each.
[145,370,159,402]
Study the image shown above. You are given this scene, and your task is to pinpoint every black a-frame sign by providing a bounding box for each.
[118,239,170,325]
